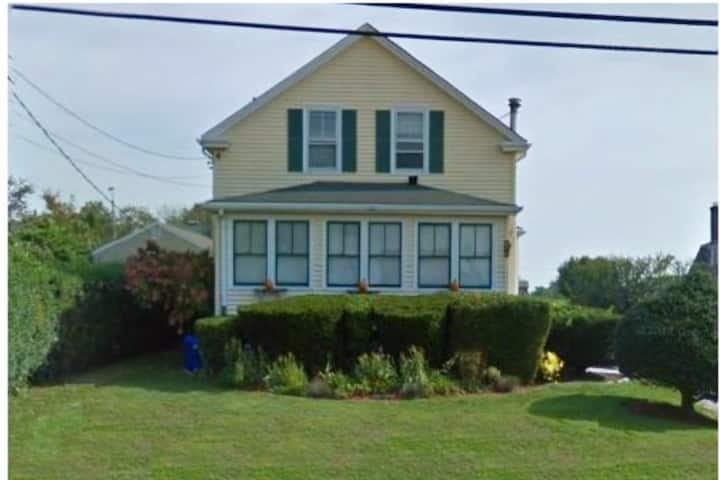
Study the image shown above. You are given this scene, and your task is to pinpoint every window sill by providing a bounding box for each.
[344,290,381,295]
[253,288,289,296]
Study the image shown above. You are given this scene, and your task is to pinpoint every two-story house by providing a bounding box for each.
[198,24,530,314]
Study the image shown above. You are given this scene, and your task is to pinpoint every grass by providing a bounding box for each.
[10,352,717,480]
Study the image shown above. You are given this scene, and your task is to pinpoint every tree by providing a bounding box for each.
[555,254,686,313]
[125,241,213,333]
[8,176,34,226]
[615,268,717,412]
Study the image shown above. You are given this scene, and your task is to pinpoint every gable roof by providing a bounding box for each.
[200,181,521,214]
[91,222,212,259]
[199,23,529,150]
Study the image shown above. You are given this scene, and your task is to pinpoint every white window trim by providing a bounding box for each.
[303,106,342,174]
[390,106,429,175]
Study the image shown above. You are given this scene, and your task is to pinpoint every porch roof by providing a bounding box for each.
[200,181,521,215]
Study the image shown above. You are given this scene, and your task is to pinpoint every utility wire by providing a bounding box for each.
[10,65,206,161]
[9,85,114,204]
[10,4,718,56]
[9,107,205,182]
[12,132,211,188]
[356,3,718,27]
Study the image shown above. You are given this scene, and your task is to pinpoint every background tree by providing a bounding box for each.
[8,176,34,227]
[555,254,686,313]
[615,268,717,412]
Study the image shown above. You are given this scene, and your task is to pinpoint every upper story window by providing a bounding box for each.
[306,109,341,170]
[393,109,427,172]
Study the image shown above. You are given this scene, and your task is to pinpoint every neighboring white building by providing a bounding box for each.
[198,24,530,314]
[91,222,212,264]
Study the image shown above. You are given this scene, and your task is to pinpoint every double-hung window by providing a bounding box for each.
[418,223,451,287]
[307,109,340,170]
[369,222,402,287]
[394,110,426,171]
[276,221,309,286]
[326,222,360,287]
[234,220,267,285]
[459,224,492,288]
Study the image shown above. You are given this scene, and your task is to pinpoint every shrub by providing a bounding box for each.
[306,377,334,398]
[337,296,374,369]
[317,367,356,399]
[453,351,486,390]
[195,316,237,374]
[398,346,431,398]
[264,353,308,396]
[494,375,520,393]
[237,295,350,372]
[449,294,552,383]
[482,366,502,386]
[370,294,452,364]
[427,370,463,396]
[616,268,718,411]
[354,352,398,394]
[9,241,76,390]
[546,302,621,373]
[125,241,213,333]
[538,351,564,383]
[221,339,268,388]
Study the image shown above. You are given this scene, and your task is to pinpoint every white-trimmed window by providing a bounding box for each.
[306,109,340,170]
[276,221,309,286]
[327,222,360,287]
[418,223,450,287]
[369,222,402,287]
[393,109,427,171]
[459,224,492,288]
[234,220,267,285]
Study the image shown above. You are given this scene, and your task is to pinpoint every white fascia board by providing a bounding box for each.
[200,202,521,215]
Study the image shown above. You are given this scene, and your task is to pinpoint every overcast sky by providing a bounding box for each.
[8,3,718,288]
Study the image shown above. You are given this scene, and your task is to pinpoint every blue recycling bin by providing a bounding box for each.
[182,334,202,373]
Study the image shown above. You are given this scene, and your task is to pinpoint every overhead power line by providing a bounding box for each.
[10,4,717,56]
[10,65,205,161]
[12,132,211,189]
[357,3,718,27]
[9,106,205,183]
[9,85,113,204]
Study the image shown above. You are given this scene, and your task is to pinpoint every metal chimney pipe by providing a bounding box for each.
[508,97,521,131]
[711,203,717,244]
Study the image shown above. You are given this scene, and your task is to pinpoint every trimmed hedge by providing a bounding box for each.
[195,316,237,374]
[199,293,556,384]
[546,302,621,373]
[236,295,353,372]
[448,294,552,383]
[369,294,452,364]
[9,243,168,390]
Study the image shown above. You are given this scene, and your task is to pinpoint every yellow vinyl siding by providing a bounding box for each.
[213,37,516,204]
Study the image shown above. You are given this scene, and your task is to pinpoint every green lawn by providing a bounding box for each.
[10,352,717,480]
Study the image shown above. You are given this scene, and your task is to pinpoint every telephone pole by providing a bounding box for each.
[108,186,116,239]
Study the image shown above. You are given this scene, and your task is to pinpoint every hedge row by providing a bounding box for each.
[196,293,551,383]
[9,243,171,390]
[545,302,621,374]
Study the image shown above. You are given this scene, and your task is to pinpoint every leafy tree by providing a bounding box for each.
[615,268,717,412]
[555,254,686,313]
[8,176,34,226]
[125,241,212,333]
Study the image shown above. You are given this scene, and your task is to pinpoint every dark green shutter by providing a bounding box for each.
[429,110,444,173]
[341,110,357,172]
[375,110,391,173]
[287,109,303,172]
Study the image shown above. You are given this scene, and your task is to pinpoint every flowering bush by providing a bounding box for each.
[125,241,212,333]
[538,351,564,383]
